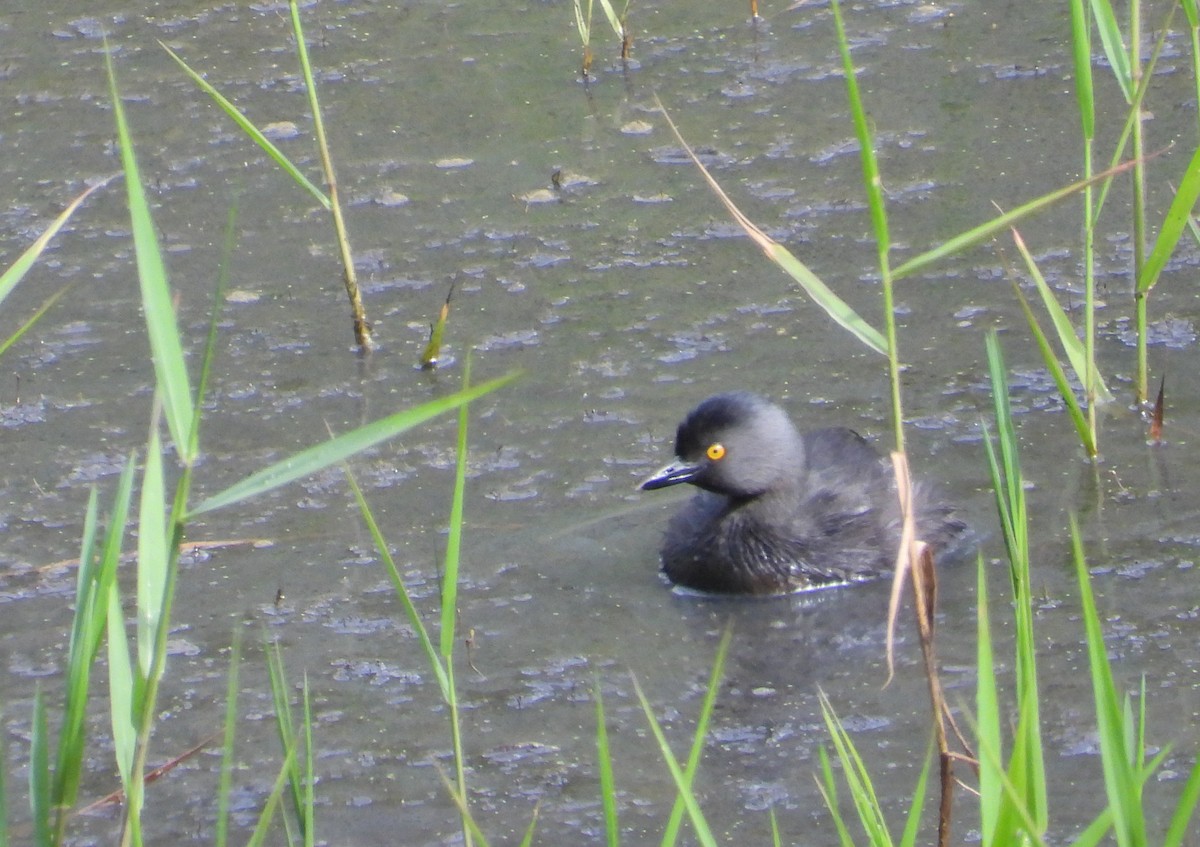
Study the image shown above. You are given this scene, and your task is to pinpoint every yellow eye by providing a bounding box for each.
[706,443,726,461]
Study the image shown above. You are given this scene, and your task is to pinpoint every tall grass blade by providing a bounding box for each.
[435,768,491,847]
[1010,227,1113,403]
[983,335,1023,569]
[52,488,102,829]
[597,0,629,43]
[159,43,330,210]
[816,746,857,847]
[830,0,889,256]
[574,0,595,77]
[105,573,137,792]
[0,177,113,312]
[1137,141,1200,294]
[818,690,892,846]
[1071,516,1146,847]
[1090,0,1133,101]
[0,285,72,361]
[136,416,167,681]
[1011,283,1096,456]
[104,43,195,461]
[439,362,472,659]
[518,807,540,847]
[30,690,50,847]
[1069,0,1095,140]
[1091,18,1171,225]
[830,0,905,449]
[287,0,371,352]
[1162,755,1200,847]
[964,706,1051,847]
[56,463,136,844]
[661,626,732,847]
[573,0,593,44]
[191,200,239,459]
[984,332,1047,832]
[1183,0,1200,140]
[343,468,449,697]
[631,674,718,847]
[104,460,143,842]
[975,553,1002,841]
[593,678,619,847]
[214,631,242,847]
[440,361,475,847]
[654,95,887,356]
[245,746,298,847]
[892,158,1138,281]
[189,371,517,516]
[897,740,932,847]
[266,640,305,833]
[301,674,315,846]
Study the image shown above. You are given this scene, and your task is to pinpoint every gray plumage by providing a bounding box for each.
[641,392,965,595]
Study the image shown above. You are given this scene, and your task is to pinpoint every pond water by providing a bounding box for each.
[3,1,1200,844]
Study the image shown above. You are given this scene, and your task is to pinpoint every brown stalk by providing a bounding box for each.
[77,732,221,814]
[889,452,956,847]
[1149,375,1165,442]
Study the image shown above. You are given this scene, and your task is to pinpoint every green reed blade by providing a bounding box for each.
[631,674,718,847]
[0,177,112,313]
[897,739,931,847]
[518,806,540,847]
[654,95,887,356]
[976,552,1003,841]
[574,0,593,44]
[214,631,242,847]
[831,0,889,257]
[593,678,619,847]
[661,626,731,847]
[1010,227,1112,403]
[0,284,72,362]
[1162,755,1200,847]
[1069,0,1095,140]
[893,158,1138,282]
[1011,282,1096,456]
[159,42,331,210]
[1071,516,1147,847]
[816,746,856,847]
[30,690,50,847]
[439,361,472,659]
[343,467,449,698]
[246,746,298,847]
[1138,142,1200,294]
[1090,0,1133,101]
[105,573,136,792]
[266,640,304,832]
[302,674,315,846]
[136,417,167,681]
[189,371,517,517]
[818,690,891,846]
[105,43,195,461]
[597,0,625,40]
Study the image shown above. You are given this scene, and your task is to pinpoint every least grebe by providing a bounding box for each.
[641,392,965,595]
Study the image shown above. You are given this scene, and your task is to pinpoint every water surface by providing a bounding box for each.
[2,1,1200,844]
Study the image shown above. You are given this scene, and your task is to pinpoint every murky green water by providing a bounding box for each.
[3,1,1200,844]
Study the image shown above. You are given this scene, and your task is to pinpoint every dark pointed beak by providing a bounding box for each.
[640,460,701,490]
